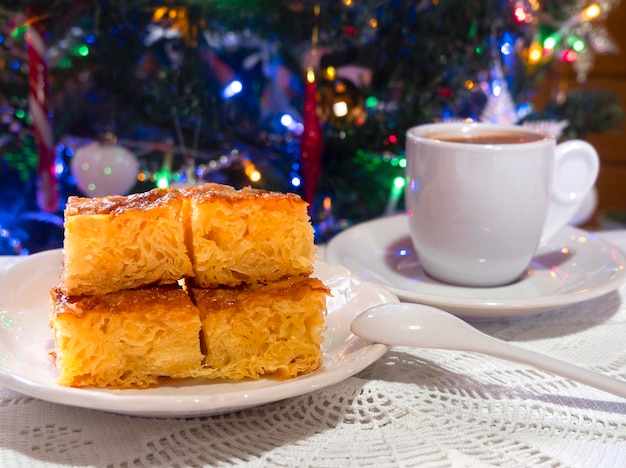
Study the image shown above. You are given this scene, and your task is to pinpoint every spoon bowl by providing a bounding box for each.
[351,302,626,399]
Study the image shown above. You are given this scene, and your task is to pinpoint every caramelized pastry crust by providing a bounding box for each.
[50,285,204,389]
[184,184,315,289]
[61,187,193,296]
[64,188,181,217]
[190,276,329,380]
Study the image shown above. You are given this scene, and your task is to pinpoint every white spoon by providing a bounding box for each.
[351,302,626,399]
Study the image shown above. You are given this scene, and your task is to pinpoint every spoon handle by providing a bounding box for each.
[475,336,626,399]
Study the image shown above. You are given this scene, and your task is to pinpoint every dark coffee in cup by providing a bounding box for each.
[428,131,546,145]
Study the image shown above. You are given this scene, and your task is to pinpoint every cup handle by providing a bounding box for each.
[540,140,599,247]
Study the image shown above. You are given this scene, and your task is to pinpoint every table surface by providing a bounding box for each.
[1,230,626,468]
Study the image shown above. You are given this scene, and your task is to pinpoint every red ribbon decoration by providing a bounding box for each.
[26,10,59,213]
[300,69,323,209]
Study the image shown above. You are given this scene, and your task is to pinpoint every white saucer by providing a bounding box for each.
[0,249,397,418]
[326,215,626,319]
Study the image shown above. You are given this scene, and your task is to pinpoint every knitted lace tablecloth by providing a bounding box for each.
[1,232,626,468]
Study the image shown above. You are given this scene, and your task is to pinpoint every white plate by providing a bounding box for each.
[0,249,397,418]
[326,215,626,319]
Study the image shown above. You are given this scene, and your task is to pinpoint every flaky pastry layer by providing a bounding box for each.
[50,285,204,389]
[190,276,329,380]
[62,189,193,296]
[184,184,315,289]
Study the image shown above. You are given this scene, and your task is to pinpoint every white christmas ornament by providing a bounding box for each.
[71,142,139,197]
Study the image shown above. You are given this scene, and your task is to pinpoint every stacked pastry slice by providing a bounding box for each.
[50,184,329,389]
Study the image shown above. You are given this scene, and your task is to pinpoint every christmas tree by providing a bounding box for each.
[0,0,622,253]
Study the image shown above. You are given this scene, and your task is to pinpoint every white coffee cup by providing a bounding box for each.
[404,122,599,287]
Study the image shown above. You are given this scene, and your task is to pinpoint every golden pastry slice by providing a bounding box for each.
[190,276,329,380]
[50,284,204,389]
[61,188,194,296]
[183,184,315,289]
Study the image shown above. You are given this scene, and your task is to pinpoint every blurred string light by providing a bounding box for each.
[527,42,543,64]
[332,100,349,117]
[513,5,528,23]
[523,1,615,81]
[290,161,301,188]
[1,137,39,182]
[222,79,243,99]
[384,175,406,215]
[370,149,406,169]
[571,37,586,52]
[72,44,89,57]
[508,0,611,75]
[543,35,558,50]
[393,175,405,189]
[478,0,615,126]
[582,3,602,21]
[561,49,578,62]
[491,78,503,97]
[155,171,170,188]
[280,113,304,134]
[242,157,261,182]
[513,0,541,24]
[516,102,533,119]
[365,96,377,108]
[0,226,26,255]
[10,23,27,38]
